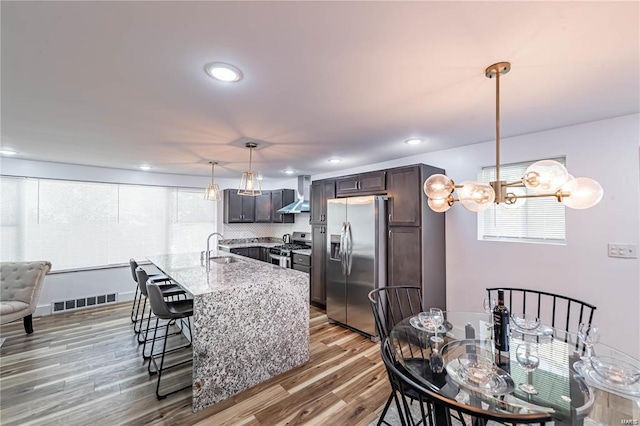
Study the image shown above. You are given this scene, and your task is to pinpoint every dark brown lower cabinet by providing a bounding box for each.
[387,227,422,288]
[311,225,326,306]
[230,248,249,257]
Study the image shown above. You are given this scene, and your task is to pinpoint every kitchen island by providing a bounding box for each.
[147,251,309,411]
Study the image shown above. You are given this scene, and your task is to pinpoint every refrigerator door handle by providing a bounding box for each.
[339,222,347,275]
[346,221,353,276]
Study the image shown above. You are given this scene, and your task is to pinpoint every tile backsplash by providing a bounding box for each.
[223,213,312,239]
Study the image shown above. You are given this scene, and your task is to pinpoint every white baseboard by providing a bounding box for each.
[34,290,137,317]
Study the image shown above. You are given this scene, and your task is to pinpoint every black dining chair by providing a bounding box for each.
[380,336,554,426]
[129,258,173,326]
[486,287,597,335]
[135,268,186,357]
[369,286,463,426]
[146,281,193,400]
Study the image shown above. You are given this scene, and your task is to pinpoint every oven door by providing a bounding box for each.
[268,253,291,268]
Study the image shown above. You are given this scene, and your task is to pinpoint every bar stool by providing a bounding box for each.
[146,281,193,400]
[129,258,172,326]
[135,268,185,353]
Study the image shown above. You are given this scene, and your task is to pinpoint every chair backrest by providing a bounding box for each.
[146,282,172,319]
[368,286,423,341]
[0,261,52,309]
[136,267,151,297]
[129,258,140,283]
[380,336,553,425]
[486,287,596,335]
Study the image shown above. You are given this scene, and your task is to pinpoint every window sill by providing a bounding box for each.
[48,261,152,275]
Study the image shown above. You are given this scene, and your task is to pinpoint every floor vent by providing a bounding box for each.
[52,293,118,314]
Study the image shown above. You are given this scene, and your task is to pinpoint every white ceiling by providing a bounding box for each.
[2,1,638,178]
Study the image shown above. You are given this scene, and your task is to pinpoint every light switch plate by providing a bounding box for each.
[608,243,638,258]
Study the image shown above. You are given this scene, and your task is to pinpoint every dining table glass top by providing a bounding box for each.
[389,311,640,424]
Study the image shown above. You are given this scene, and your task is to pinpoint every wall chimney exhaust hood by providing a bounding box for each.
[278,175,311,214]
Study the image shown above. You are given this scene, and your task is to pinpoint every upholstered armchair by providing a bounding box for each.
[1,261,52,334]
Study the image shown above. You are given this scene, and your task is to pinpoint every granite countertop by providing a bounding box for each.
[147,250,308,296]
[291,249,312,256]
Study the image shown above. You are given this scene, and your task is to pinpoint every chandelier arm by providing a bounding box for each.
[509,191,571,200]
[501,180,526,188]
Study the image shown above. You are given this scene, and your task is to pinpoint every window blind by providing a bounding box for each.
[479,158,566,243]
[0,176,216,270]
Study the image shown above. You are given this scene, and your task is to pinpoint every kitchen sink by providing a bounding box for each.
[210,256,241,264]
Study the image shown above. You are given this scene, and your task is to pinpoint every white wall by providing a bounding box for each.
[313,114,640,357]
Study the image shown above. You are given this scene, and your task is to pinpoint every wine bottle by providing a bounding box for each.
[493,290,510,352]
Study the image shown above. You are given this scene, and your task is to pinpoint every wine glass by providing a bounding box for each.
[516,343,540,395]
[430,308,444,343]
[483,298,497,330]
[578,323,600,360]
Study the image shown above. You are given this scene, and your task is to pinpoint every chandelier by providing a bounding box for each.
[423,62,603,213]
[238,142,262,196]
[204,161,222,201]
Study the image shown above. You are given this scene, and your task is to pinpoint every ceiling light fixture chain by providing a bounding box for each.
[204,161,222,201]
[238,142,262,196]
[423,62,603,213]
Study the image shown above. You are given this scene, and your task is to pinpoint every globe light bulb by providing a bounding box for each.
[561,177,603,209]
[423,174,454,199]
[428,197,451,213]
[458,181,495,212]
[523,160,569,193]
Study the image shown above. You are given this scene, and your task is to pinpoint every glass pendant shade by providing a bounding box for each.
[204,161,222,201]
[238,171,262,196]
[238,142,262,196]
[204,183,221,201]
[458,181,495,212]
[561,177,603,209]
[523,160,569,193]
[428,197,452,213]
[423,174,455,199]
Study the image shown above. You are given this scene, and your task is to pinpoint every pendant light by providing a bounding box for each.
[423,62,603,212]
[204,161,222,201]
[238,142,262,196]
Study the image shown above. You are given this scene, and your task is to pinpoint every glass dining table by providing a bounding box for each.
[389,312,640,425]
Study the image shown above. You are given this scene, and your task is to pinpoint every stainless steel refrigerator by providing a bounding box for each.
[326,196,386,337]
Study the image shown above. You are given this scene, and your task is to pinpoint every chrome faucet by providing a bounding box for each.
[202,232,225,265]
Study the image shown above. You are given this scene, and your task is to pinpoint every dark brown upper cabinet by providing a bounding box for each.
[255,191,272,223]
[223,189,256,223]
[310,179,335,225]
[335,171,386,197]
[224,188,296,224]
[386,166,422,227]
[271,189,296,223]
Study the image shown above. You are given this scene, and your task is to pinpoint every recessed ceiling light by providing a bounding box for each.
[0,149,18,156]
[405,138,423,145]
[284,170,295,175]
[328,158,342,163]
[204,62,243,82]
[139,165,152,171]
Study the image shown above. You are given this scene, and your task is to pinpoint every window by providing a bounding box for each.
[0,176,216,270]
[479,158,566,244]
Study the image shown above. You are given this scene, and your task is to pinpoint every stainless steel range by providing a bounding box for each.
[268,232,311,268]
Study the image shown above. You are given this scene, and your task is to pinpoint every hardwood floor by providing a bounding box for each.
[0,302,390,426]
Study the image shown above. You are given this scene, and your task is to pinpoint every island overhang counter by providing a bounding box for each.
[147,251,310,411]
